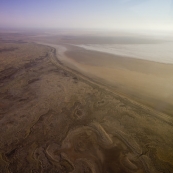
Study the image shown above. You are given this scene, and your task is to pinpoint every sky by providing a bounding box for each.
[0,0,173,32]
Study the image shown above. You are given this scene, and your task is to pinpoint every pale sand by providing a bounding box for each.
[40,42,173,116]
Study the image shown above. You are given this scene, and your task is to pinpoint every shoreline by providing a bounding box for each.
[72,43,173,65]
[36,41,173,117]
[36,41,173,125]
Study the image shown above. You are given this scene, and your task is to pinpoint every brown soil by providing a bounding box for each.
[0,40,173,173]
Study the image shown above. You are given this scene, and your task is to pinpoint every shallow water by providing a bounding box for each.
[76,42,173,64]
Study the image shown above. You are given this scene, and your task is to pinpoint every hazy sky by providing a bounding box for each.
[0,0,173,31]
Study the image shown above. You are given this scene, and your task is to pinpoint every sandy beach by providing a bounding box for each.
[64,44,173,116]
[36,39,173,116]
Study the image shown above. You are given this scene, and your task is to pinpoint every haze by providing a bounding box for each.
[1,0,173,32]
[1,0,173,172]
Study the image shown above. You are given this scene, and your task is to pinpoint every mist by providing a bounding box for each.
[0,0,173,33]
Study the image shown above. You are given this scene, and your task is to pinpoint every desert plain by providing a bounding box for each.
[0,31,173,173]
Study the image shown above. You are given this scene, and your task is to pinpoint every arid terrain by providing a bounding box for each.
[0,32,173,173]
